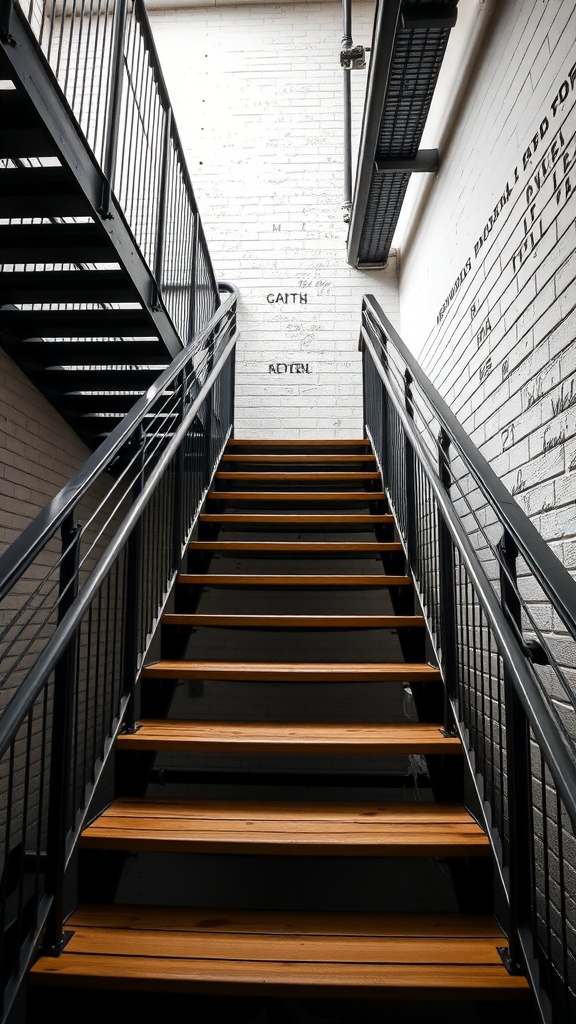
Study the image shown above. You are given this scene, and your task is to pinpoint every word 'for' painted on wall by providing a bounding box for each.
[267,293,308,304]
[269,363,311,374]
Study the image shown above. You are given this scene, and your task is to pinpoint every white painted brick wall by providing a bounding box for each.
[148,0,398,438]
[395,0,575,678]
[0,349,99,554]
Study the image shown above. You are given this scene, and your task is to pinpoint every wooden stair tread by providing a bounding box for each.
[225,439,371,447]
[215,472,381,480]
[207,491,387,501]
[220,454,378,463]
[141,661,441,682]
[116,721,461,754]
[188,541,402,551]
[199,513,394,523]
[28,907,529,997]
[177,573,413,586]
[161,613,425,628]
[78,798,490,856]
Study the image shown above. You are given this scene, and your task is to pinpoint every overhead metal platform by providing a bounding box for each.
[347,0,458,268]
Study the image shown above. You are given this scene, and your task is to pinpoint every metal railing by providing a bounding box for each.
[360,294,576,1024]
[0,285,237,1022]
[3,0,219,343]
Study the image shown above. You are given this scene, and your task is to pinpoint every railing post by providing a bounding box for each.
[99,0,128,218]
[437,429,458,732]
[188,213,199,344]
[172,369,186,571]
[378,326,390,489]
[42,512,81,954]
[403,368,417,570]
[497,528,531,975]
[121,426,146,732]
[202,334,215,490]
[152,106,172,311]
[359,302,368,435]
[228,334,236,439]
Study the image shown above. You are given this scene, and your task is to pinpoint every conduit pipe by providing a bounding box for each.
[342,0,353,222]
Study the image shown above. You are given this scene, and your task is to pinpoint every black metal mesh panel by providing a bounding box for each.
[357,2,454,265]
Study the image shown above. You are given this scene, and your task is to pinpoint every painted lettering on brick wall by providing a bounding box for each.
[269,363,311,374]
[267,293,308,304]
[436,58,576,325]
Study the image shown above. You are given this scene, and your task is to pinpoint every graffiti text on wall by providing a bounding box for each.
[436,58,576,325]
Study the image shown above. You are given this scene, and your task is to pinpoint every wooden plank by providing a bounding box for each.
[28,907,530,997]
[115,721,462,755]
[199,514,394,524]
[161,614,425,628]
[188,541,403,552]
[62,905,512,938]
[81,797,480,823]
[36,928,510,966]
[176,574,413,587]
[78,798,490,857]
[214,472,381,481]
[207,491,387,501]
[27,954,531,997]
[140,661,441,683]
[225,439,371,448]
[220,455,378,463]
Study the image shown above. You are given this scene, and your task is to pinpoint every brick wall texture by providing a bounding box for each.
[148,0,398,439]
[395,0,575,682]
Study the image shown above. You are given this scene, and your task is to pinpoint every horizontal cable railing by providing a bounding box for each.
[0,285,237,1023]
[5,0,219,344]
[360,293,576,1024]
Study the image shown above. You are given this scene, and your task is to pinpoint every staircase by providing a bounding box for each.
[0,75,178,450]
[25,437,533,1022]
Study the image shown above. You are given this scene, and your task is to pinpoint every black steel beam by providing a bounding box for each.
[375,149,439,173]
[12,340,167,366]
[346,0,403,267]
[0,307,158,339]
[0,167,93,218]
[39,368,165,392]
[0,269,136,304]
[401,3,457,30]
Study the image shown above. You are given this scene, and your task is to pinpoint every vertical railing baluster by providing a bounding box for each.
[100,0,127,217]
[42,512,81,954]
[172,369,186,571]
[378,326,389,490]
[188,213,199,344]
[151,107,171,309]
[403,369,417,572]
[121,427,146,733]
[497,528,531,975]
[202,333,215,490]
[437,429,458,731]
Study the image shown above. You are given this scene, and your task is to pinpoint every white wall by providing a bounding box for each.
[396,0,575,676]
[0,349,100,555]
[148,0,398,438]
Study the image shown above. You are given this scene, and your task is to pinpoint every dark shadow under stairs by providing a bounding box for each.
[25,437,535,1023]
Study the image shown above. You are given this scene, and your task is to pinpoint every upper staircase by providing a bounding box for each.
[0,0,219,450]
[26,437,534,1022]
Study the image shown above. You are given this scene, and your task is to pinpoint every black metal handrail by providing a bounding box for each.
[0,285,237,1022]
[360,294,576,1024]
[362,296,576,640]
[4,0,219,343]
[0,284,236,603]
